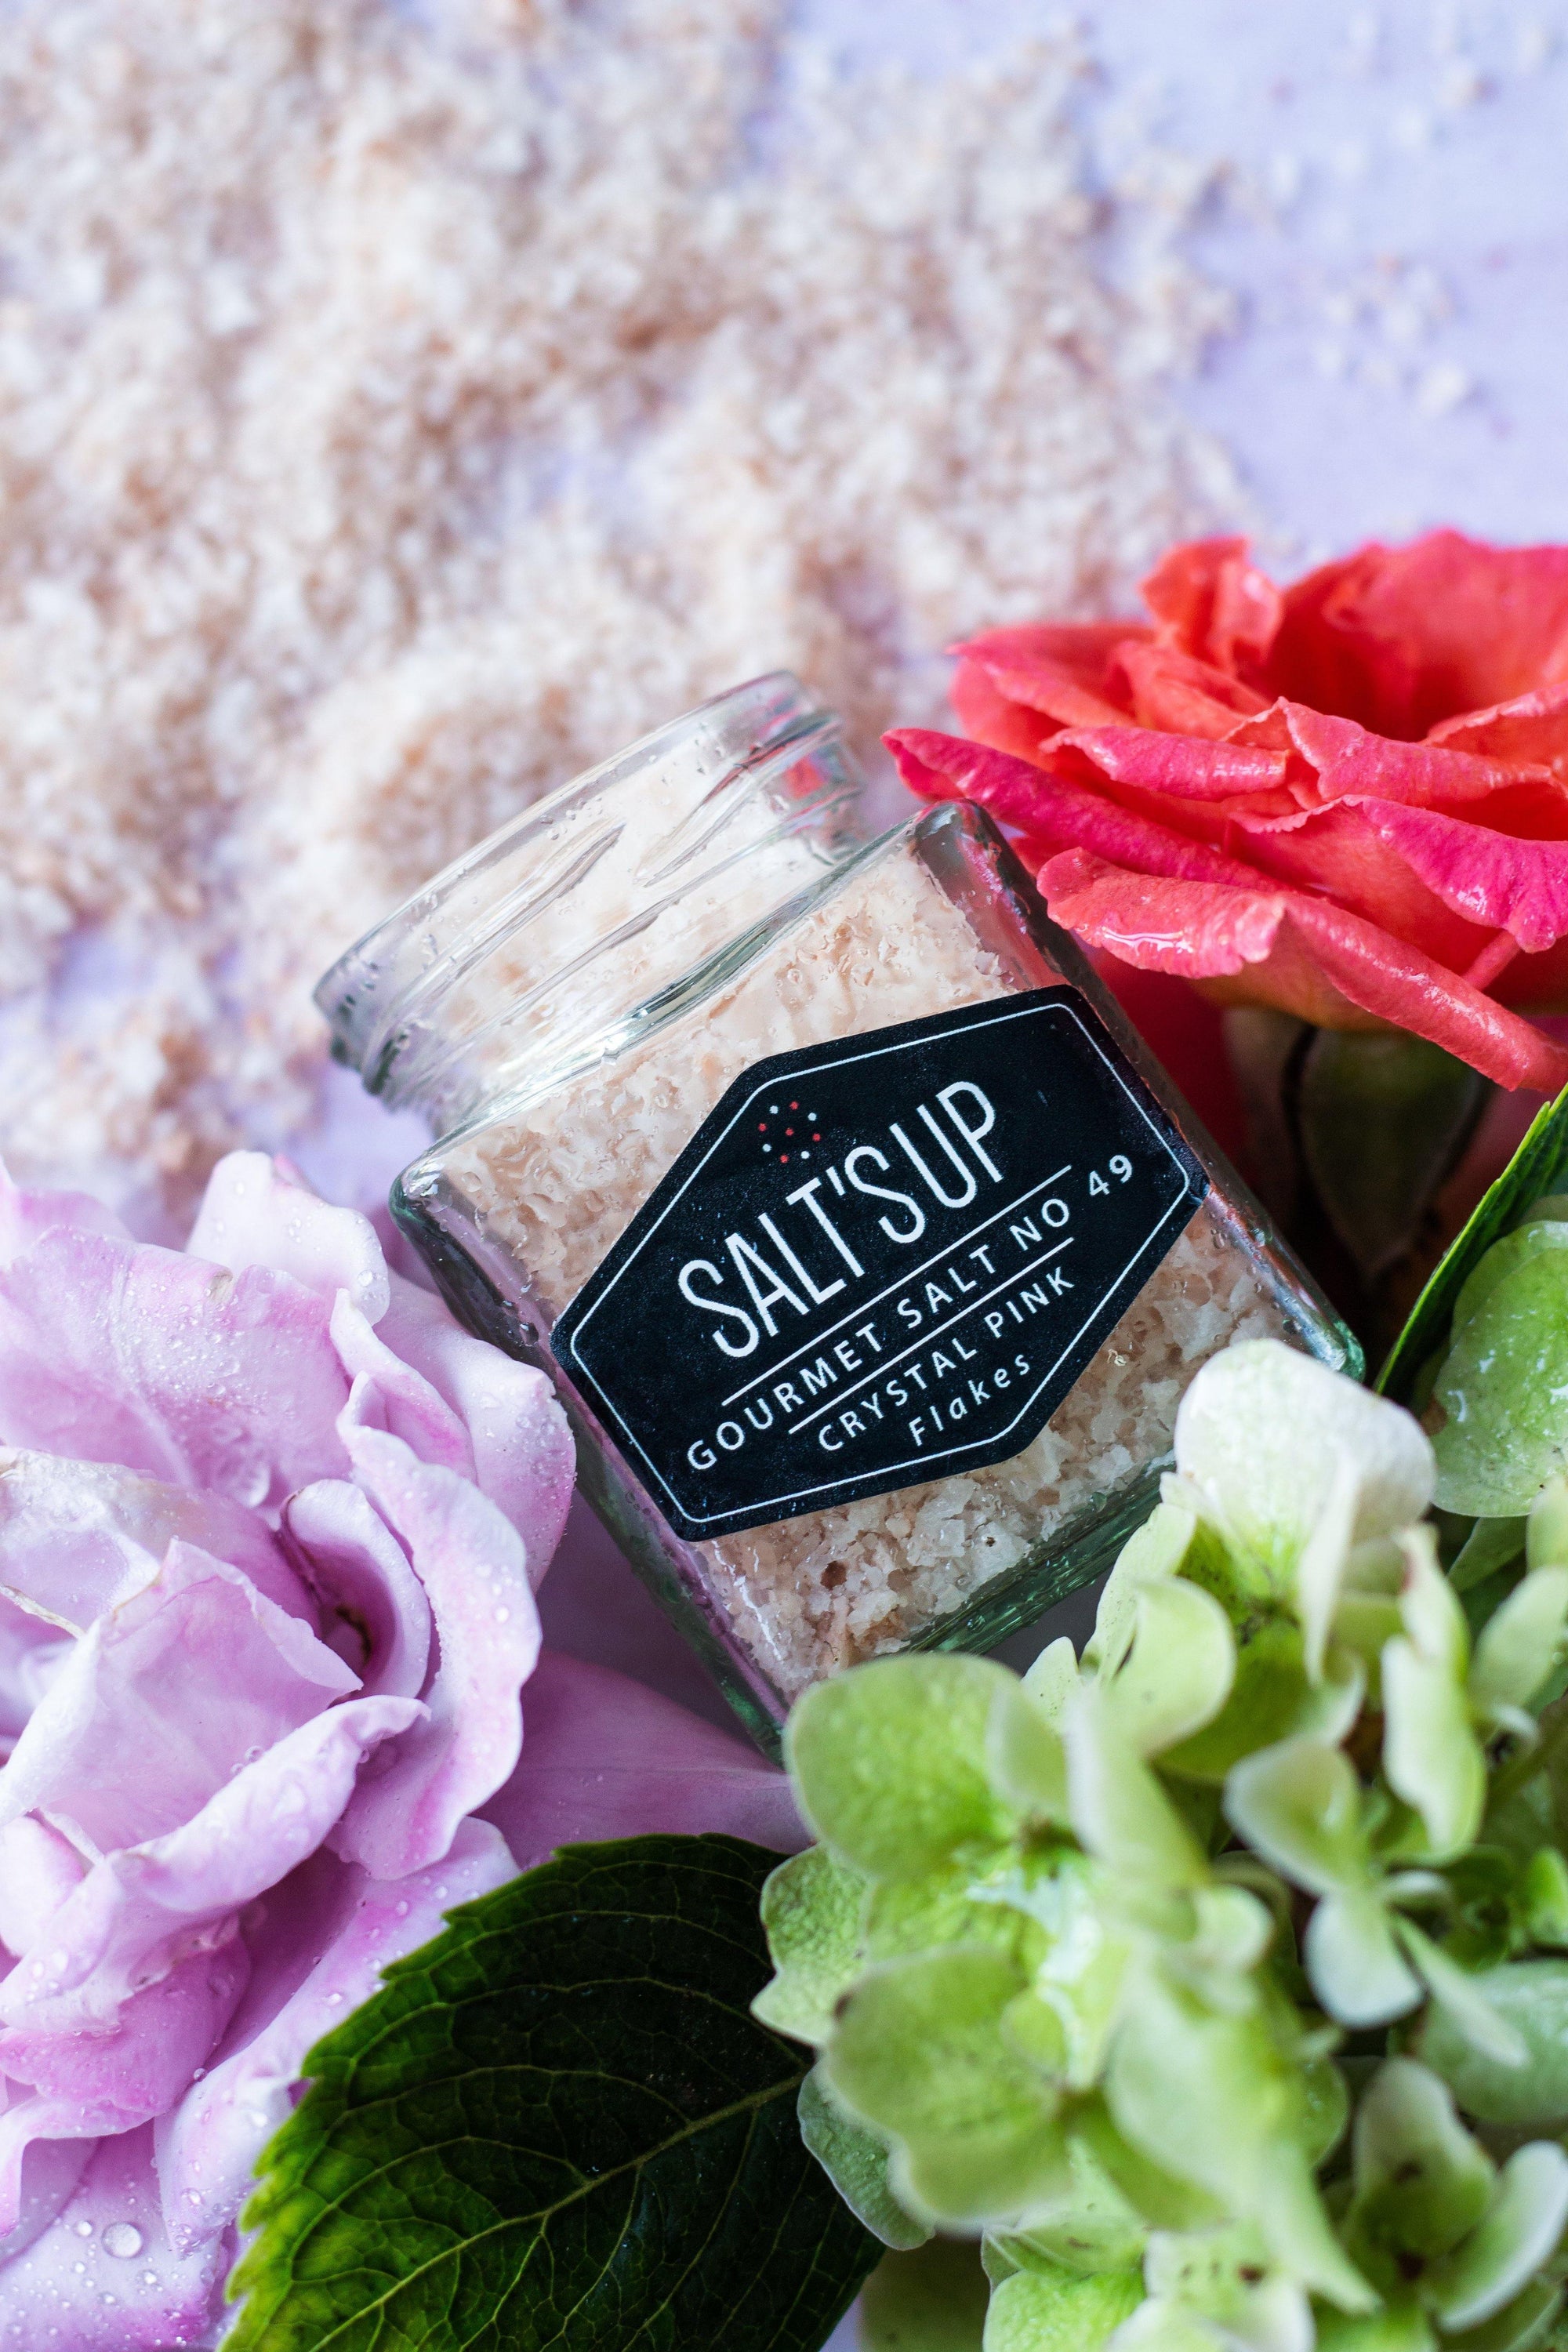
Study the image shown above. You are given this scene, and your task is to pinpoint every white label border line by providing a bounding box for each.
[786,1238,1075,1436]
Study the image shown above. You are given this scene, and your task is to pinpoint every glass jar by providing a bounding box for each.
[317,673,1358,1751]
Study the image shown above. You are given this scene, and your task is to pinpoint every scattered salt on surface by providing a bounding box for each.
[0,0,1234,1225]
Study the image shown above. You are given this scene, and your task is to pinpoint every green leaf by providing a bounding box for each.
[982,2263,1144,2352]
[1415,1959,1568,2125]
[1431,1250,1568,1517]
[1450,1221,1568,1341]
[1425,2143,1568,2332]
[1378,1082,1568,1406]
[1451,1517,1527,1596]
[753,1845,867,2045]
[1348,2058,1494,2262]
[823,1949,1068,2228]
[227,1835,877,2352]
[1399,1926,1529,2070]
[786,1657,1020,1882]
[860,2238,989,2351]
[798,2067,931,2251]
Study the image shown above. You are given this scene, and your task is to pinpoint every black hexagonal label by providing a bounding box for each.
[551,989,1205,1539]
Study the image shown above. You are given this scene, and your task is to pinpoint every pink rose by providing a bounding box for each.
[0,1152,804,2345]
[888,532,1568,1097]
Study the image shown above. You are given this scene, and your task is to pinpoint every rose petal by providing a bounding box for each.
[0,2122,228,2349]
[949,621,1143,729]
[1271,532,1568,737]
[284,1478,433,1701]
[0,1229,350,1508]
[0,1817,86,1957]
[330,1426,541,1878]
[0,1940,250,2174]
[0,1160,129,1270]
[0,1543,359,1856]
[1140,536,1283,678]
[0,1448,312,1635]
[1040,849,1568,1094]
[154,1817,514,2252]
[374,1272,575,1569]
[1356,798,1568,954]
[1283,702,1548,810]
[1429,677,1568,767]
[481,1648,804,1868]
[0,2136,92,2266]
[332,1293,474,1479]
[885,728,1260,886]
[0,1595,68,1751]
[1112,641,1271,737]
[186,1150,390,1323]
[0,1693,423,2035]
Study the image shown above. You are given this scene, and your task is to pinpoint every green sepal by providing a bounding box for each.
[982,2262,1144,2352]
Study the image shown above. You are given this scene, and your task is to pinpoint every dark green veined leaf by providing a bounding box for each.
[227,1835,879,2351]
[1377,1083,1568,1406]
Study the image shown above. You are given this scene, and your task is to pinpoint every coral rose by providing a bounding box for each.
[887,532,1568,1098]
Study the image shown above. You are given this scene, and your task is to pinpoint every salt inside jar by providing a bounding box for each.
[317,673,1356,1748]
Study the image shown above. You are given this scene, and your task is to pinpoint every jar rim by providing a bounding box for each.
[314,670,866,1125]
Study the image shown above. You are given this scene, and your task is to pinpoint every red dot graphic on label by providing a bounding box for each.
[757,1122,767,1131]
[812,1132,821,1142]
[779,1154,789,1164]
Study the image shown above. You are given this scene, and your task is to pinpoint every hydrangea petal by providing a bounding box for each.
[155,1817,514,2252]
[0,2122,228,2350]
[0,1542,359,1855]
[481,1649,805,1867]
[186,1151,390,1324]
[0,1229,349,1508]
[1174,1340,1433,1576]
[0,1693,422,2032]
[330,1426,540,1878]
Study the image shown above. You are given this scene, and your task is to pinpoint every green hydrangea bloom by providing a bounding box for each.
[757,1337,1568,2352]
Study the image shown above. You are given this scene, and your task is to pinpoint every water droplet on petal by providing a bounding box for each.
[494,1606,510,1623]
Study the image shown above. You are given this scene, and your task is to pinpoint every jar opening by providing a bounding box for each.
[314,672,867,1133]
